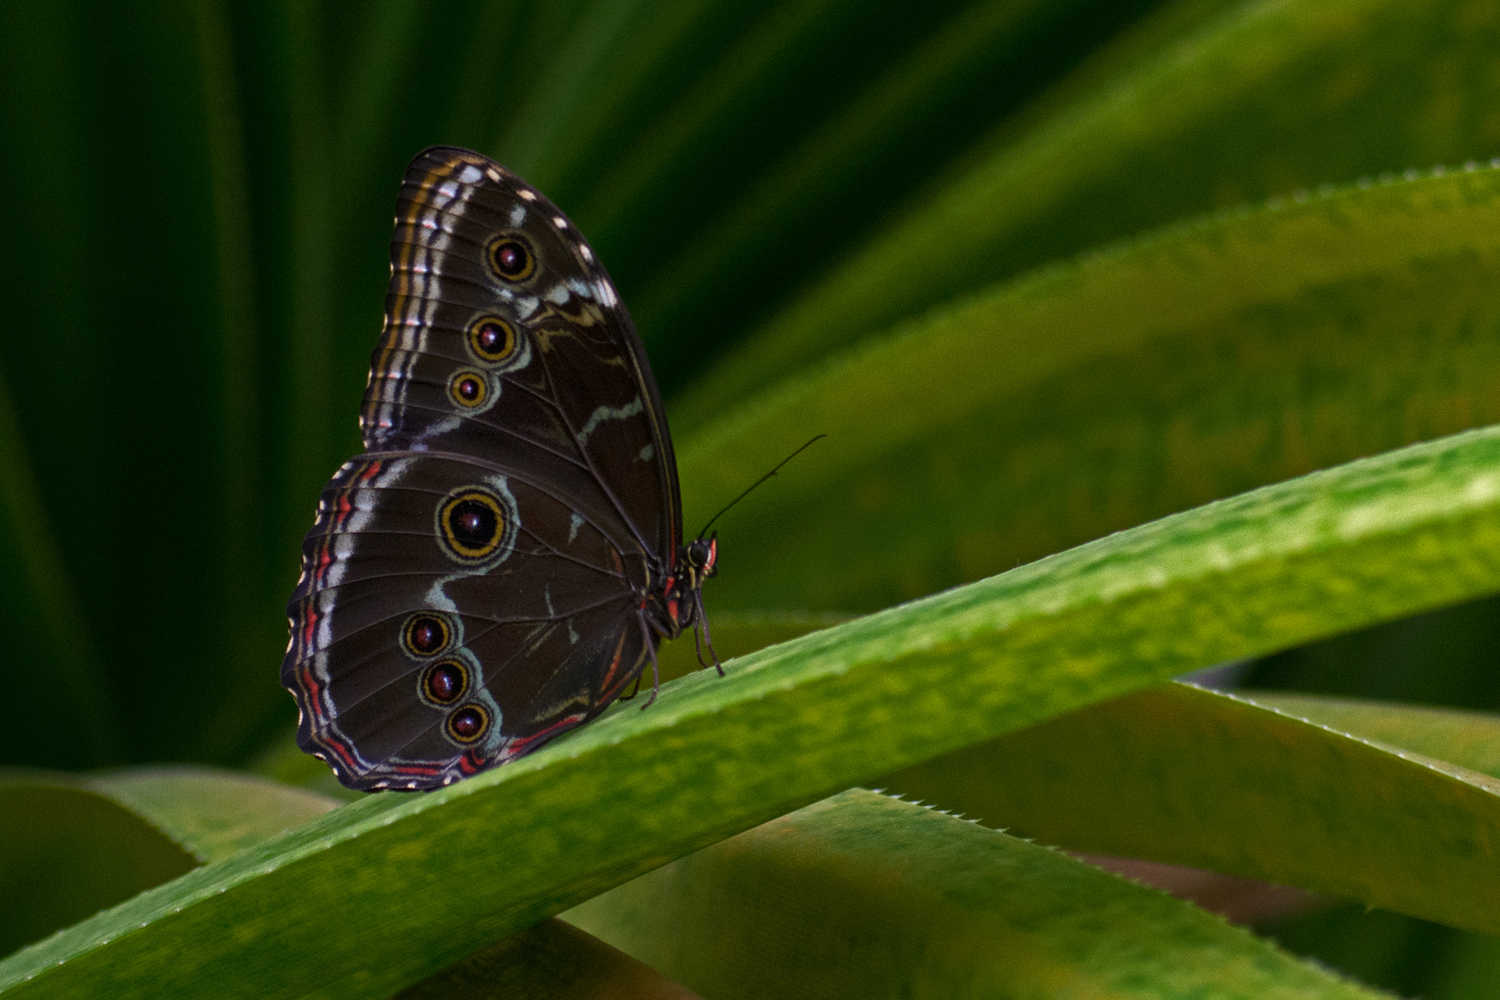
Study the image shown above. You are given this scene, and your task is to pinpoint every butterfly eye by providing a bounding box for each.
[449,370,489,408]
[447,704,490,744]
[403,614,451,657]
[487,235,535,281]
[685,537,717,574]
[421,660,468,705]
[468,316,517,363]
[437,488,508,563]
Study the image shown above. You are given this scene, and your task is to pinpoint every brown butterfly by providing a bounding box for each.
[282,147,718,791]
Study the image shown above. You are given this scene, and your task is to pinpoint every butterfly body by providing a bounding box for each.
[282,148,716,791]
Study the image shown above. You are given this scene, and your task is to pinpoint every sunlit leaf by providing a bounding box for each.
[4,423,1500,995]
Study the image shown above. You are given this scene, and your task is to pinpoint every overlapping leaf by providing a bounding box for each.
[882,683,1500,936]
[682,166,1500,612]
[4,419,1500,996]
[567,790,1387,999]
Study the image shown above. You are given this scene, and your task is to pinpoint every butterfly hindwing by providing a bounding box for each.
[283,452,651,790]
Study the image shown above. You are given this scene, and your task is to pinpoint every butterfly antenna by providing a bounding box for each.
[696,435,826,538]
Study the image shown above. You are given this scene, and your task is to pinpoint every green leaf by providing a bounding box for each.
[675,0,1500,426]
[681,166,1500,612]
[0,774,196,962]
[878,682,1500,937]
[394,918,701,1000]
[0,767,338,956]
[0,769,689,998]
[86,769,338,865]
[566,789,1384,999]
[1247,691,1500,781]
[5,423,1500,996]
[652,609,850,683]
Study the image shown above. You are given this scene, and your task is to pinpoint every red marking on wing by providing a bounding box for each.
[596,630,629,697]
[302,673,359,775]
[298,662,322,702]
[507,713,588,757]
[300,598,318,654]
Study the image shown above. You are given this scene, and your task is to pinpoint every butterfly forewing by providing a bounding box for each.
[363,148,679,557]
[282,148,683,790]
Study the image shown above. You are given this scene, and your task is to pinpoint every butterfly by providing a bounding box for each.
[281,147,719,791]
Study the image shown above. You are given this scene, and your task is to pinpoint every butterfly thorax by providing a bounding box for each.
[644,534,717,639]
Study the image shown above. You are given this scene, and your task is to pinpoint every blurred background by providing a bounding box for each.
[3,1,1500,992]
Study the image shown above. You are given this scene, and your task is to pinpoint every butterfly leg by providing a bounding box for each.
[642,638,662,708]
[636,616,663,709]
[693,590,724,676]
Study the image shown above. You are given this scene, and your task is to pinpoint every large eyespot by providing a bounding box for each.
[446,703,491,744]
[402,613,451,658]
[420,659,468,706]
[487,235,535,281]
[448,369,491,409]
[437,488,508,563]
[468,315,517,363]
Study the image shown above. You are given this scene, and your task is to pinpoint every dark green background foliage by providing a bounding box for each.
[0,0,1162,772]
[4,0,1500,996]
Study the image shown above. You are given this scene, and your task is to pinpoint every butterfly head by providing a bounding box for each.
[651,532,717,637]
[682,532,719,588]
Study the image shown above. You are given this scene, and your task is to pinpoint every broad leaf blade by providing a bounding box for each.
[0,775,196,961]
[566,789,1385,999]
[0,767,338,955]
[6,425,1500,996]
[89,769,338,864]
[879,683,1500,935]
[394,918,701,1000]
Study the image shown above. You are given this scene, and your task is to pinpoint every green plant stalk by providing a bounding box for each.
[5,424,1500,997]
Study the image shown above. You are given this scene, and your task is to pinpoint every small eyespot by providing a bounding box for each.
[438,488,506,562]
[403,614,450,657]
[422,660,468,705]
[468,316,517,363]
[447,704,490,744]
[487,235,535,281]
[449,370,489,408]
